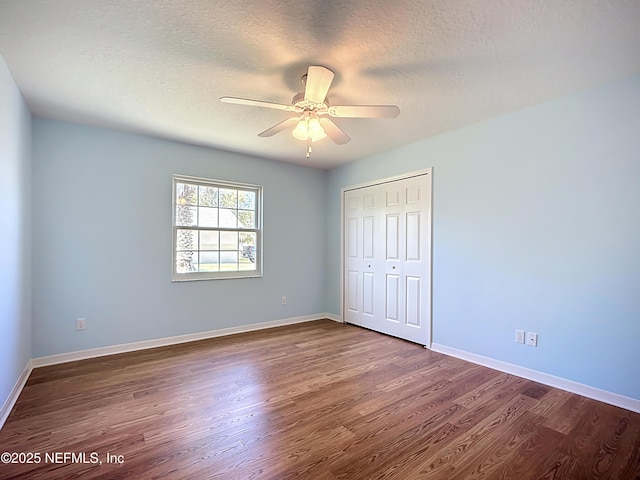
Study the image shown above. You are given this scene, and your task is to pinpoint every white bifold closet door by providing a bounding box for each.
[343,172,431,345]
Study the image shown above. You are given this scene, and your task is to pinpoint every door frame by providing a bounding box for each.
[340,167,433,348]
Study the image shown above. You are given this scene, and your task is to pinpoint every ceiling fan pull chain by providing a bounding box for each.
[306,138,312,159]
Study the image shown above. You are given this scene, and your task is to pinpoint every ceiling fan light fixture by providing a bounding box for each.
[292,115,326,142]
[292,116,309,141]
[308,117,326,142]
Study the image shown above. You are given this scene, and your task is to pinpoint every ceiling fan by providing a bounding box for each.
[220,66,400,158]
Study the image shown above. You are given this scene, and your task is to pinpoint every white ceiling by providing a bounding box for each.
[1,1,639,169]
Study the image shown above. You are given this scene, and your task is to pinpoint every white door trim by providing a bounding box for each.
[342,168,433,193]
[340,167,433,347]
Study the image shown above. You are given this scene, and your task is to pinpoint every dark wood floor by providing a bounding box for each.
[0,320,638,479]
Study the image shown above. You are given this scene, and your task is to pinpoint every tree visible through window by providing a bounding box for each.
[172,175,262,280]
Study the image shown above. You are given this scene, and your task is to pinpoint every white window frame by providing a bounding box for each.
[172,174,263,281]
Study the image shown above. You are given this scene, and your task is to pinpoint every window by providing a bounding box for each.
[172,175,262,281]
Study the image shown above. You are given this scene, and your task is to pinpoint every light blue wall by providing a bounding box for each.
[0,55,31,408]
[326,74,640,400]
[32,119,327,357]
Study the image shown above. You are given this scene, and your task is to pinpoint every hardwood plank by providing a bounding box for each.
[331,419,466,480]
[530,452,580,480]
[486,423,566,479]
[404,394,539,477]
[558,403,640,479]
[0,320,638,480]
[446,410,547,479]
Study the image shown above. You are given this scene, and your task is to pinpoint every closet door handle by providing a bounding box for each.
[392,266,396,269]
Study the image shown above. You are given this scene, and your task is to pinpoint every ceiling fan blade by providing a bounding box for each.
[328,105,400,119]
[319,118,350,145]
[220,96,297,112]
[304,66,335,104]
[258,117,299,137]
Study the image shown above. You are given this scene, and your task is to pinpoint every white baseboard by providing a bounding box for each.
[325,313,343,323]
[31,313,334,368]
[431,343,640,414]
[0,360,33,430]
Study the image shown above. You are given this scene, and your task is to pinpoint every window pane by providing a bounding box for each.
[220,251,238,270]
[175,206,197,226]
[176,229,198,251]
[219,189,237,208]
[200,231,219,250]
[176,251,198,273]
[220,231,238,250]
[237,211,255,228]
[199,251,219,272]
[240,232,256,249]
[198,207,218,227]
[239,260,257,271]
[176,183,197,205]
[240,232,256,268]
[199,186,218,207]
[238,190,255,210]
[219,208,237,228]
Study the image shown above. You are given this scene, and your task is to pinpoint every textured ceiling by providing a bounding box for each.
[1,1,639,169]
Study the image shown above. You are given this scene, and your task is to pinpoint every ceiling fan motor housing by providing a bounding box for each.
[291,92,329,112]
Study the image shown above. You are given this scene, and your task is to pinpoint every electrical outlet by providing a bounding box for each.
[515,329,525,344]
[76,318,86,331]
[527,332,538,347]
[281,296,287,305]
